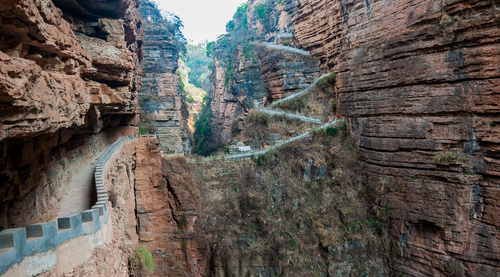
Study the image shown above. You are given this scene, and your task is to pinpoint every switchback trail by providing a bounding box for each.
[202,118,345,161]
[258,108,322,124]
[271,73,331,107]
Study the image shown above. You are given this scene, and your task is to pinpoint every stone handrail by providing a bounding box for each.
[202,119,345,161]
[258,108,322,124]
[271,72,332,107]
[258,42,311,56]
[0,136,135,275]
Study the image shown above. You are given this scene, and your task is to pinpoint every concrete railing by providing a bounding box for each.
[258,108,322,124]
[258,42,311,56]
[271,73,332,107]
[0,136,135,276]
[202,119,345,162]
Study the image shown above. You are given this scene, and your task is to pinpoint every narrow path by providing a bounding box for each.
[203,119,345,161]
[271,72,331,107]
[258,108,322,124]
[258,42,311,56]
[56,156,98,218]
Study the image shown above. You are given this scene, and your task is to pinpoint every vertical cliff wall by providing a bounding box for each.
[135,139,204,275]
[289,0,500,276]
[0,0,142,231]
[208,0,322,147]
[207,0,500,275]
[139,0,190,155]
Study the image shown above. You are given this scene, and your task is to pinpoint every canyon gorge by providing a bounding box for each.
[0,0,499,276]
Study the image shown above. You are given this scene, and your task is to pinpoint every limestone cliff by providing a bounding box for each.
[208,0,321,147]
[135,139,204,276]
[209,0,500,275]
[288,0,500,275]
[0,0,142,231]
[139,0,191,155]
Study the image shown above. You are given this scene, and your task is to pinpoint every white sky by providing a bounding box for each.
[153,0,248,44]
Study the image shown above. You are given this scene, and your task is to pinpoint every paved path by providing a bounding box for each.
[56,157,98,218]
[258,108,322,124]
[271,73,331,107]
[202,119,344,161]
[258,42,311,56]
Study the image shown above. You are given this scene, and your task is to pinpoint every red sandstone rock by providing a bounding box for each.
[135,138,205,276]
[290,0,500,275]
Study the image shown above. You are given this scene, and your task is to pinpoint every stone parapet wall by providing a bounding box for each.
[0,136,135,276]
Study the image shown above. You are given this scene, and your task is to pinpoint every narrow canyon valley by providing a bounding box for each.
[0,0,499,276]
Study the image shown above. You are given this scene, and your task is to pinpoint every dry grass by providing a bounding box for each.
[192,125,386,275]
[231,111,317,149]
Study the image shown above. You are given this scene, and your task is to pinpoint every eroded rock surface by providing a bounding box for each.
[290,0,500,275]
[138,0,190,154]
[135,138,204,276]
[207,0,500,275]
[0,0,142,230]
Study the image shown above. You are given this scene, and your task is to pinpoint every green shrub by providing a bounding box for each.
[224,61,234,89]
[206,41,215,57]
[316,72,337,91]
[275,96,308,112]
[331,101,337,111]
[254,1,269,29]
[327,72,337,83]
[371,220,383,236]
[193,95,220,156]
[129,246,155,275]
[434,151,467,162]
[138,122,155,135]
[226,20,235,32]
[325,127,338,138]
[287,238,297,249]
[243,43,256,61]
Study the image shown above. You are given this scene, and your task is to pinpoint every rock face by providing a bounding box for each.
[0,0,142,230]
[135,138,204,276]
[209,0,321,146]
[138,0,190,154]
[209,0,500,275]
[287,0,500,275]
[191,135,388,276]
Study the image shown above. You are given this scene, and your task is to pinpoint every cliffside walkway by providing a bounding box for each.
[258,42,311,56]
[271,73,331,107]
[203,118,344,161]
[258,108,322,124]
[0,136,135,276]
[56,157,99,218]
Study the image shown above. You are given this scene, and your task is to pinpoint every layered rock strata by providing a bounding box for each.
[0,0,142,230]
[135,138,204,275]
[209,0,322,145]
[289,0,500,275]
[209,0,500,275]
[138,0,190,154]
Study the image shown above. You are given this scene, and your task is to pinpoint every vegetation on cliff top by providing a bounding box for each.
[193,2,254,155]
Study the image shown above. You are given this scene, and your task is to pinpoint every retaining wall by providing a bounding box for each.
[0,136,135,276]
